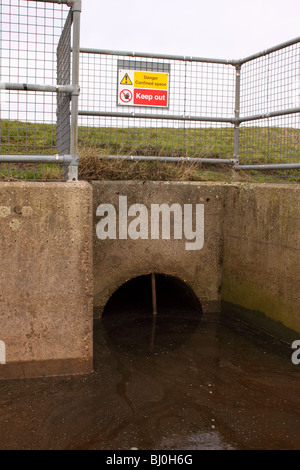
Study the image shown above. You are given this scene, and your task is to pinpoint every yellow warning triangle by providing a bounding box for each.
[120,73,133,86]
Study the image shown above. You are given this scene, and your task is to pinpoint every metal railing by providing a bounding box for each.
[0,0,81,181]
[238,37,300,177]
[78,39,300,181]
[78,49,237,166]
[0,0,299,182]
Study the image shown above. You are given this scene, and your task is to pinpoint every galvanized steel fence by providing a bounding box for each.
[78,51,236,165]
[239,40,300,180]
[0,0,299,182]
[78,41,300,182]
[0,0,81,181]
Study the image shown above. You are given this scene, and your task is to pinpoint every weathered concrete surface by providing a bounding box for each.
[222,183,300,334]
[1,180,299,381]
[93,181,226,316]
[93,181,300,335]
[0,182,93,379]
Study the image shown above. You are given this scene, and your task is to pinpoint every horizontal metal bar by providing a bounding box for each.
[22,0,72,4]
[237,162,300,170]
[98,155,235,164]
[22,0,81,10]
[0,155,73,164]
[78,47,236,66]
[238,107,300,123]
[0,82,76,94]
[78,37,300,67]
[238,36,300,65]
[79,109,300,125]
[78,110,235,124]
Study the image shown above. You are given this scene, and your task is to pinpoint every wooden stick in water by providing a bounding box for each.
[151,273,157,316]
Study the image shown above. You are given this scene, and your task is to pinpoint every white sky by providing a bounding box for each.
[80,0,300,60]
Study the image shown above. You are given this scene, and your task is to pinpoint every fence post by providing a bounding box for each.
[65,0,82,182]
[233,64,241,167]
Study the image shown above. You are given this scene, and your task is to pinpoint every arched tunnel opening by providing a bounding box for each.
[99,274,203,354]
[103,273,202,316]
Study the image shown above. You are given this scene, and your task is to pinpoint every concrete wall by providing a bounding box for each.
[0,180,299,380]
[93,181,300,335]
[0,182,93,379]
[222,183,300,334]
[92,181,226,316]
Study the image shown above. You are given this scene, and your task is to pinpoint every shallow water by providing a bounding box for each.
[0,308,299,450]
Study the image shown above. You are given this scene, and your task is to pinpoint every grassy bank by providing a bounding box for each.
[1,120,299,182]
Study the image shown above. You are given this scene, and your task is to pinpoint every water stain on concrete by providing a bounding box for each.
[9,219,21,231]
[0,206,11,218]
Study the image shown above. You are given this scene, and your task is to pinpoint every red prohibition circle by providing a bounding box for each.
[120,89,133,103]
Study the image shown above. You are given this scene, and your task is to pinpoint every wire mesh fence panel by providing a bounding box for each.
[78,115,234,159]
[77,45,300,183]
[239,41,300,182]
[0,0,71,181]
[1,2,299,183]
[239,115,300,165]
[240,43,300,117]
[57,8,72,156]
[78,51,236,160]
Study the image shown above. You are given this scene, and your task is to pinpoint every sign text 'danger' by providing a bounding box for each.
[118,69,169,108]
[133,71,168,90]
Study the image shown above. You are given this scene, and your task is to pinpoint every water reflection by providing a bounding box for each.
[101,309,202,354]
[0,306,299,450]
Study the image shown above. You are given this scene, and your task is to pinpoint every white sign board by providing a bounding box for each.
[118,69,169,107]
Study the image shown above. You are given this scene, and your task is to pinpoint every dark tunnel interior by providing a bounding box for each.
[102,273,202,316]
[99,274,203,354]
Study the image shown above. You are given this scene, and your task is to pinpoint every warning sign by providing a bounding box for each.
[118,69,169,108]
[120,73,133,86]
[119,89,133,103]
[134,71,168,90]
[134,89,168,106]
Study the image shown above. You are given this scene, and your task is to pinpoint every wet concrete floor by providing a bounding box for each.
[0,308,300,450]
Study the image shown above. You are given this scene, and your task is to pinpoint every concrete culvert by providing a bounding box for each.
[102,273,202,315]
[100,274,203,353]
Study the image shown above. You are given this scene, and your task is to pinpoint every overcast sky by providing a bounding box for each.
[80,0,300,60]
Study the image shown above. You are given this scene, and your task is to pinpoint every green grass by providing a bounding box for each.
[1,119,300,182]
[78,125,235,159]
[0,120,56,155]
[239,127,300,164]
